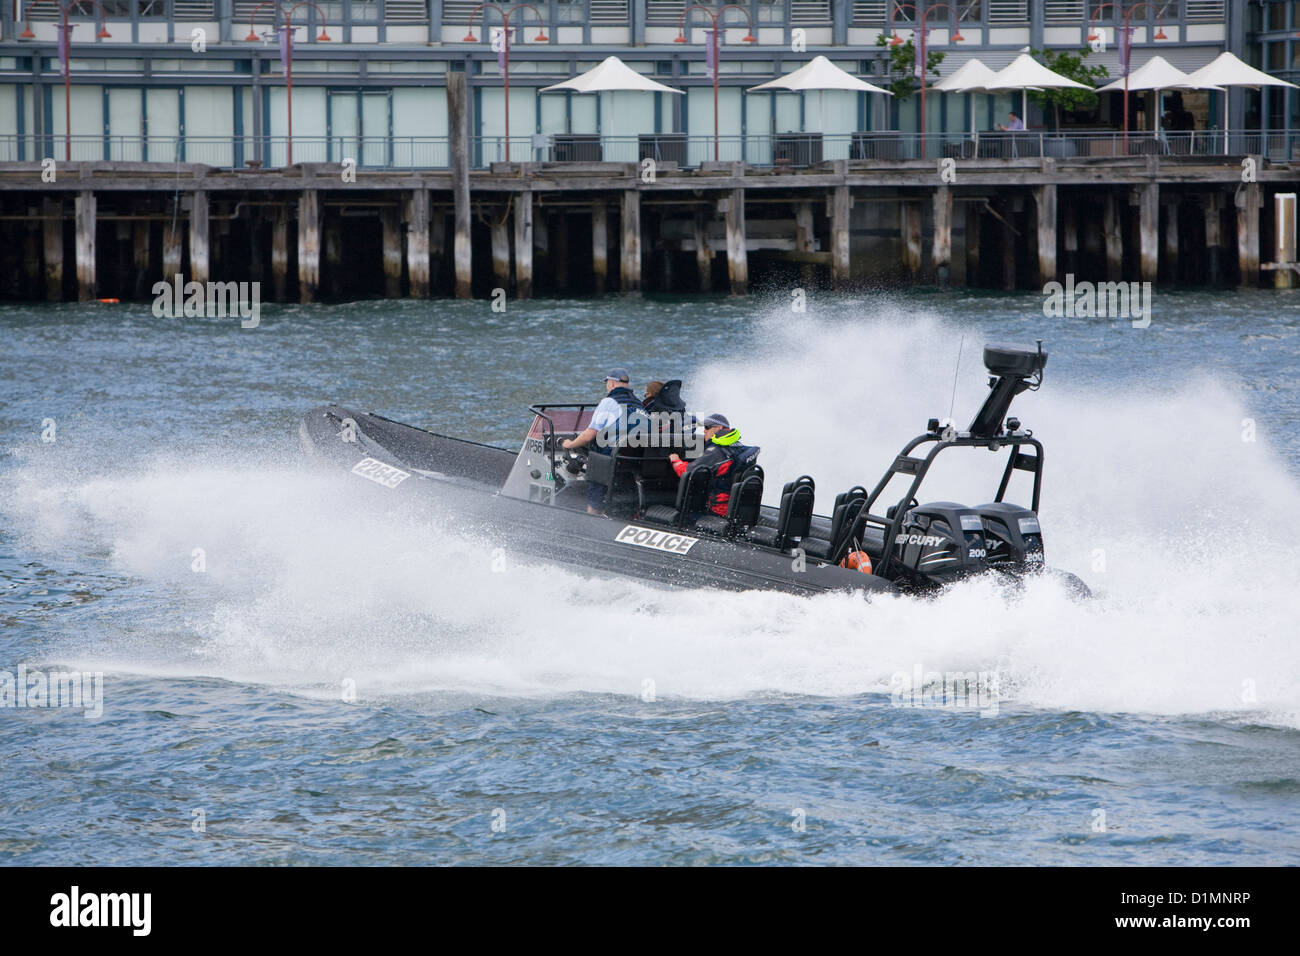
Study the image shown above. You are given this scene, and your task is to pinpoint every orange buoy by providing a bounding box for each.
[97,298,119,304]
[840,550,872,574]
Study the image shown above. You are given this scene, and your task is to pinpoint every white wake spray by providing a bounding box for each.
[4,302,1298,727]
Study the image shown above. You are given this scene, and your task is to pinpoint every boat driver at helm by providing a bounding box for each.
[563,367,647,515]
[668,413,757,518]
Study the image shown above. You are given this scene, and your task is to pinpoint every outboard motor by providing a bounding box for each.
[892,501,989,587]
[975,502,1045,571]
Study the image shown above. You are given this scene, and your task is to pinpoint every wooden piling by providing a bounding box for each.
[1204,194,1222,285]
[1274,192,1296,290]
[42,197,62,301]
[693,208,712,292]
[1236,181,1261,288]
[406,188,430,298]
[621,189,642,295]
[965,202,981,287]
[1103,193,1123,281]
[1162,199,1179,284]
[163,214,183,288]
[1061,196,1078,278]
[901,200,923,280]
[298,189,320,304]
[430,208,447,291]
[133,220,152,299]
[271,206,288,301]
[513,191,534,299]
[1138,183,1159,284]
[794,200,815,287]
[998,199,1016,290]
[189,190,210,286]
[74,190,96,302]
[1035,183,1057,287]
[491,206,511,290]
[933,184,953,288]
[380,205,402,297]
[592,202,608,295]
[448,71,472,299]
[23,216,40,299]
[831,185,851,289]
[725,170,747,296]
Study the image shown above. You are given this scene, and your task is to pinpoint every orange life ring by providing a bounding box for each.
[840,550,872,574]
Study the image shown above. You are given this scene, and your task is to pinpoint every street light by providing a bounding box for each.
[245,0,332,167]
[674,4,756,163]
[1086,2,1168,153]
[464,4,548,163]
[19,0,113,162]
[886,2,966,159]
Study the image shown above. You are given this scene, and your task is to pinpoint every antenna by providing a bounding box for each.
[947,334,965,424]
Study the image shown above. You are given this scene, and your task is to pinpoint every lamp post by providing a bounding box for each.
[464,4,548,163]
[1086,2,1168,153]
[245,1,332,167]
[674,5,756,162]
[886,2,966,159]
[20,0,112,162]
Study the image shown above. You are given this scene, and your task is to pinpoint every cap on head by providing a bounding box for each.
[604,367,631,384]
[702,413,730,430]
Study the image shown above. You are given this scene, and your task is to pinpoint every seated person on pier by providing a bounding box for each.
[668,413,757,519]
[997,111,1025,132]
[562,367,647,515]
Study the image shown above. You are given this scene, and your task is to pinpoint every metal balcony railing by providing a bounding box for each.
[1,130,1295,168]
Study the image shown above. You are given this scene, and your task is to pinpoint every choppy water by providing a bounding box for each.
[2,290,1299,865]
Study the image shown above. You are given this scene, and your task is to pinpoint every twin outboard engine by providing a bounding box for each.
[892,501,1046,586]
[975,501,1045,571]
[892,502,989,587]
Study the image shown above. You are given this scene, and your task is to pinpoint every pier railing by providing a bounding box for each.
[2,130,1295,170]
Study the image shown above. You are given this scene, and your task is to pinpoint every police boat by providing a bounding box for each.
[300,343,1086,597]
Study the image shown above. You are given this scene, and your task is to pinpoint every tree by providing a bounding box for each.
[1026,47,1110,130]
[874,34,945,101]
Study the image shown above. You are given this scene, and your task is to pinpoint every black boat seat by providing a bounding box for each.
[584,442,647,512]
[747,475,815,550]
[643,464,713,529]
[693,472,764,537]
[802,486,867,559]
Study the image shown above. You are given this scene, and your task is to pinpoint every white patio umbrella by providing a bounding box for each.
[927,58,999,136]
[747,55,892,135]
[985,53,1090,127]
[1096,55,1198,133]
[540,56,683,160]
[540,55,684,96]
[1175,51,1298,153]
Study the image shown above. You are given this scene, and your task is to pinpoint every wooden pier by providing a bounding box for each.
[1,80,1296,302]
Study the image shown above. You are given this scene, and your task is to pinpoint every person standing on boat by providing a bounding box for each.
[563,368,647,515]
[668,414,758,518]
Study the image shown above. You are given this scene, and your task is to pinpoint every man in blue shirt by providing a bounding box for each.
[563,367,647,515]
[998,111,1025,131]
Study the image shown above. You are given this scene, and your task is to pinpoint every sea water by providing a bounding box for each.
[1,290,1297,865]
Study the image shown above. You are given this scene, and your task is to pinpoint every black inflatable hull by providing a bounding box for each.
[300,405,899,597]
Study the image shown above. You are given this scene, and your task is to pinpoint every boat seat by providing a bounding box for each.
[802,486,867,559]
[747,475,815,550]
[585,442,647,513]
[642,464,713,529]
[693,472,764,537]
